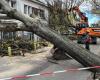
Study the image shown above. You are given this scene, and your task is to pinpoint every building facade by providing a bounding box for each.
[3,0,48,41]
[6,0,48,20]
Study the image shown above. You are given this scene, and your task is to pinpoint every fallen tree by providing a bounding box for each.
[0,0,100,72]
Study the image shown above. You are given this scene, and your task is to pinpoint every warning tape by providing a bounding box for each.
[0,66,100,80]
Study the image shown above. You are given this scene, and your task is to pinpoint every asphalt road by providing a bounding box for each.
[24,38,100,80]
[25,60,93,80]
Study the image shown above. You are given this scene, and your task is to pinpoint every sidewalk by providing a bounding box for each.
[0,47,52,79]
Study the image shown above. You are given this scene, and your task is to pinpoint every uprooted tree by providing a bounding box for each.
[0,0,100,72]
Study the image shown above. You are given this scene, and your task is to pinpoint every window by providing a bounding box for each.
[28,6,32,15]
[24,5,28,14]
[11,0,16,8]
[32,7,38,16]
[6,0,16,8]
[39,10,45,19]
[0,4,2,9]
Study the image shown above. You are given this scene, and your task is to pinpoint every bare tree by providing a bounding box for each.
[46,0,86,34]
[92,0,100,7]
[46,0,72,33]
[91,0,100,14]
[0,0,100,72]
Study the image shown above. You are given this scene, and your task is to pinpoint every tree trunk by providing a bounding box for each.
[0,0,100,72]
[51,47,72,60]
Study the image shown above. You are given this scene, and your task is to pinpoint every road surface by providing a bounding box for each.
[25,38,100,80]
[25,60,93,80]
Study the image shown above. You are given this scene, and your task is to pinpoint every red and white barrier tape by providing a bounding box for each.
[0,66,100,80]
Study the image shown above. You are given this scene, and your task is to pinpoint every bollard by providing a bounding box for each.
[48,42,51,47]
[8,47,12,57]
[34,42,37,54]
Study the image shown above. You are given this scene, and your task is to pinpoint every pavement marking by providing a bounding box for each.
[0,66,100,80]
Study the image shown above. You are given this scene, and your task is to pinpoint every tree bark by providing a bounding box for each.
[0,22,30,32]
[0,0,100,72]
